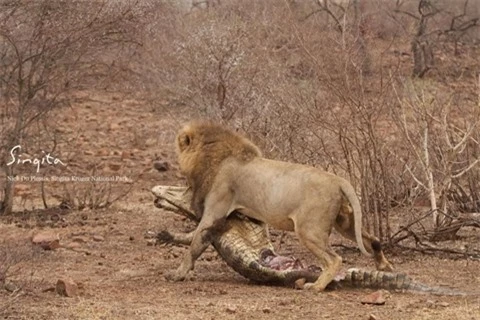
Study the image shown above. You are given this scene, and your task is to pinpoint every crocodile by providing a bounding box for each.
[152,185,465,295]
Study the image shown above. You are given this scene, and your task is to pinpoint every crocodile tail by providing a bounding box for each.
[343,268,413,290]
[343,268,466,296]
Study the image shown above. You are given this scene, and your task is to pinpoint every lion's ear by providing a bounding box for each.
[177,132,192,152]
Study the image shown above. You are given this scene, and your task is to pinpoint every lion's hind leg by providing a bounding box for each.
[295,220,342,291]
[334,204,393,271]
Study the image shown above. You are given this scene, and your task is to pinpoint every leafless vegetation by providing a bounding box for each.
[0,2,477,318]
[0,239,39,314]
[0,0,146,214]
[1,0,479,248]
[59,166,135,210]
[142,0,480,246]
[0,239,38,284]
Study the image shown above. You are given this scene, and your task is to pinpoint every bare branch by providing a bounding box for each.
[452,158,480,179]
[452,122,478,153]
[393,8,420,21]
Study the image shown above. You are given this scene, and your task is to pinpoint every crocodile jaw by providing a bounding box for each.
[152,185,195,220]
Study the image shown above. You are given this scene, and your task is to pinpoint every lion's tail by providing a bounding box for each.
[339,179,371,257]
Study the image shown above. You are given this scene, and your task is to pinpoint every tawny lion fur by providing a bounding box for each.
[177,122,261,218]
[170,121,393,291]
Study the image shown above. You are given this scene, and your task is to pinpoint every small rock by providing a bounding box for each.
[32,231,61,250]
[437,302,449,307]
[83,150,94,156]
[92,235,105,242]
[294,278,306,290]
[65,242,82,250]
[225,306,237,314]
[56,279,78,297]
[121,151,132,160]
[97,149,110,156]
[129,236,135,241]
[72,236,88,243]
[153,161,170,172]
[144,231,156,239]
[369,314,379,320]
[145,138,157,147]
[262,307,272,314]
[108,163,122,171]
[146,239,156,246]
[109,123,121,131]
[361,290,387,305]
[426,300,435,308]
[4,281,18,293]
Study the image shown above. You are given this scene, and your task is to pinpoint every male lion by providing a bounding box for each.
[169,121,393,291]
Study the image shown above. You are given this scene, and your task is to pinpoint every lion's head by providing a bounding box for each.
[176,121,261,216]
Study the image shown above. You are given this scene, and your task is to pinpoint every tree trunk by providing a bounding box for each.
[353,0,371,75]
[427,170,439,227]
[2,164,14,215]
[1,104,25,215]
[411,1,433,77]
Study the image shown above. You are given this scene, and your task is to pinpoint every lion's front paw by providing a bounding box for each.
[303,282,319,291]
[303,280,329,291]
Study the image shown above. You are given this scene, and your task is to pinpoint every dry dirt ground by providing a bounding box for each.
[1,95,479,320]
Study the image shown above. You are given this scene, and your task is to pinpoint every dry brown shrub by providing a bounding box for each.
[139,0,479,242]
[0,0,148,214]
[0,239,40,315]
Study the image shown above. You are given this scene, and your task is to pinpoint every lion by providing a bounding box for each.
[169,121,393,291]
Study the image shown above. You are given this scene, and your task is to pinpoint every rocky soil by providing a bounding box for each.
[1,94,479,320]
